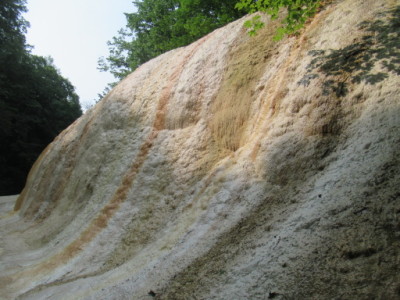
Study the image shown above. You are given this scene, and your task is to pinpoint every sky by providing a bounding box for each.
[23,0,135,109]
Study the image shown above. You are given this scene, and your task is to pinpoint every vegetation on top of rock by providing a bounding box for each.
[99,0,326,91]
[235,0,323,39]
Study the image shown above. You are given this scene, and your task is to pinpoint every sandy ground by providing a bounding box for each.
[0,195,18,216]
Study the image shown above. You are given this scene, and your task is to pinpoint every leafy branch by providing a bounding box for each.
[235,0,322,40]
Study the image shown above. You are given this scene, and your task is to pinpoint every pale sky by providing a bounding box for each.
[24,0,135,109]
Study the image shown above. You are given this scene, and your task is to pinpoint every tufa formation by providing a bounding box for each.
[1,0,399,298]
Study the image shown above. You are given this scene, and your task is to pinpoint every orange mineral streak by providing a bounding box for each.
[13,37,210,282]
[13,144,53,211]
[15,115,96,217]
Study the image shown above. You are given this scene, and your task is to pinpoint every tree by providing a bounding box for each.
[0,0,82,195]
[235,0,322,39]
[98,0,245,80]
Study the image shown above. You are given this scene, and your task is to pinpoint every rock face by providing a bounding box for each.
[1,0,400,298]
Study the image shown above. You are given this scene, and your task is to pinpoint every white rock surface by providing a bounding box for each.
[1,0,400,299]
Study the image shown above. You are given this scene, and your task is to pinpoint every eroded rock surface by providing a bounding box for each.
[1,0,399,299]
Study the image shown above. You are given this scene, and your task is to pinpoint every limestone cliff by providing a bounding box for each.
[1,0,400,298]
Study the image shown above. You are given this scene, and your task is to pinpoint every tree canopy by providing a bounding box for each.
[98,0,245,80]
[0,0,82,195]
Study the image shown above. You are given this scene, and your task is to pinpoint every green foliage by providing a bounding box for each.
[98,0,245,80]
[0,0,82,195]
[235,0,322,40]
[243,15,265,37]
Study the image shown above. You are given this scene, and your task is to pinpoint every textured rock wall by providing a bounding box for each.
[1,0,400,299]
